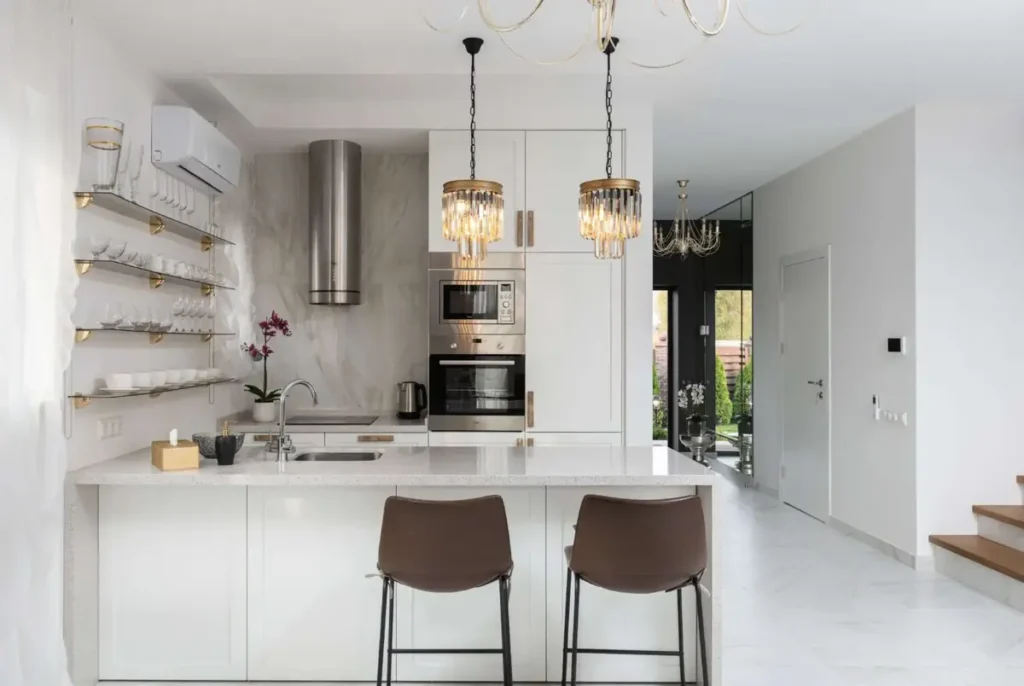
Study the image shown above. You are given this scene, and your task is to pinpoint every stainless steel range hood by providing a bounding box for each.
[309,140,362,305]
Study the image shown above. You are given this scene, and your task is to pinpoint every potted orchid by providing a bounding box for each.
[241,311,292,422]
[678,382,707,437]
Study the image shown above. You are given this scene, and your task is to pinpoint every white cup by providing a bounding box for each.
[132,372,152,388]
[150,256,166,273]
[180,368,198,382]
[150,370,168,387]
[196,369,210,381]
[165,369,182,384]
[105,373,133,390]
[207,367,222,379]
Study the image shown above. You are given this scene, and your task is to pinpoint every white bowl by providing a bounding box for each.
[196,370,210,381]
[150,371,168,387]
[132,372,152,388]
[165,369,182,384]
[105,373,133,390]
[207,367,222,379]
[180,368,198,382]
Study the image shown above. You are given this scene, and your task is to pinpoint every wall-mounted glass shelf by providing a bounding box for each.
[74,328,235,344]
[74,259,234,293]
[70,377,238,409]
[74,191,234,249]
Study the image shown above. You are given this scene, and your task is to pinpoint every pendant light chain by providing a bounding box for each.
[605,48,613,180]
[470,50,477,180]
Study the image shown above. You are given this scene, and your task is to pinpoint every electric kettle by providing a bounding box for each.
[396,381,427,420]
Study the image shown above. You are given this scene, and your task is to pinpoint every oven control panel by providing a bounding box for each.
[498,281,514,324]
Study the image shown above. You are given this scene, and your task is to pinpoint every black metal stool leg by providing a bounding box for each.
[386,578,396,686]
[676,588,686,686]
[498,576,512,686]
[376,577,388,686]
[694,581,709,686]
[560,571,571,686]
[570,573,581,686]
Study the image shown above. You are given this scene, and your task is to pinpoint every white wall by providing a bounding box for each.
[753,110,919,555]
[915,102,1024,555]
[248,151,428,412]
[68,22,253,469]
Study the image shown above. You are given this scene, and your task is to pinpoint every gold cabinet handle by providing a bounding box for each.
[526,437,535,447]
[516,210,524,247]
[358,435,395,443]
[527,391,534,428]
[254,434,273,442]
[527,210,535,247]
[516,438,523,447]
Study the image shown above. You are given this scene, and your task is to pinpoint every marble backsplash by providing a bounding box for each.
[248,151,428,411]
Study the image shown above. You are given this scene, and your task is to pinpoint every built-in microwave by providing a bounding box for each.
[428,335,526,432]
[429,252,525,337]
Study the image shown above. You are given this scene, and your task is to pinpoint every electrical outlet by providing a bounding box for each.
[96,416,123,439]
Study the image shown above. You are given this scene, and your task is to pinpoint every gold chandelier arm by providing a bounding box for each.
[680,0,731,37]
[422,0,470,32]
[736,0,820,36]
[654,0,673,17]
[477,0,546,33]
[625,38,706,69]
[496,24,592,66]
[595,0,617,52]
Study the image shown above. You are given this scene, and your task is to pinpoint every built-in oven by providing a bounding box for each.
[429,252,525,337]
[428,335,525,432]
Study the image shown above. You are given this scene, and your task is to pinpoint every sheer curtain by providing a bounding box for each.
[0,0,77,684]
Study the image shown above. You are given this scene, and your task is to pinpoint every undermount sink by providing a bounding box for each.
[293,451,382,462]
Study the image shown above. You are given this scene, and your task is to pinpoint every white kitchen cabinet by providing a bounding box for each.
[545,487,698,683]
[526,253,623,433]
[429,130,526,253]
[325,432,429,447]
[428,431,524,447]
[526,432,623,447]
[395,487,547,682]
[524,130,623,253]
[242,431,325,448]
[98,486,247,681]
[246,486,395,681]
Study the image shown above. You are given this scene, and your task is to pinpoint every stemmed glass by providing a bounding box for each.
[158,170,169,207]
[89,234,110,259]
[116,137,132,197]
[186,187,196,226]
[172,297,186,332]
[129,145,144,203]
[150,166,161,207]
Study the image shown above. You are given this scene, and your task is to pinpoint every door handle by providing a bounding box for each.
[527,391,534,428]
[516,210,524,247]
[527,210,535,247]
[526,437,534,447]
[357,435,394,443]
[807,379,824,387]
[516,438,524,447]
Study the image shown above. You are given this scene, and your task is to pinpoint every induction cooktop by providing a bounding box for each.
[286,415,378,426]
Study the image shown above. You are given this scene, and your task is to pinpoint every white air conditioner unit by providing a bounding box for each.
[152,106,240,195]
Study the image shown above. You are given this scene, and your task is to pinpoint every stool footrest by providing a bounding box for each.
[390,648,504,655]
[565,648,682,657]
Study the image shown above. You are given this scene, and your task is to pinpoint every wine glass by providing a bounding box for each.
[186,187,196,225]
[158,170,169,205]
[172,297,186,332]
[99,303,122,329]
[89,234,110,259]
[150,167,161,206]
[129,144,144,202]
[106,240,126,261]
[116,137,131,197]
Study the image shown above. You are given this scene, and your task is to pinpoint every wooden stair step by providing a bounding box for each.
[1018,475,1024,484]
[973,505,1024,530]
[929,534,1024,583]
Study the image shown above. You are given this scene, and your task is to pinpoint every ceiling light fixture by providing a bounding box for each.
[653,180,720,258]
[426,1,815,68]
[442,37,504,262]
[579,37,641,260]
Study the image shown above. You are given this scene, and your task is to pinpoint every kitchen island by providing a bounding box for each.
[65,446,721,686]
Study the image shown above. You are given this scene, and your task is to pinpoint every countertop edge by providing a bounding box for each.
[69,474,719,487]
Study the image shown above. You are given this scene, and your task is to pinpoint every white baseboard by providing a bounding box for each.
[934,546,1024,612]
[828,516,925,569]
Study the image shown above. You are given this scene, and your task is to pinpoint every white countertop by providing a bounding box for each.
[68,446,718,487]
[229,412,426,434]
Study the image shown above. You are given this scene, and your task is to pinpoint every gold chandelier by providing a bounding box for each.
[653,180,721,258]
[426,1,813,68]
[579,37,641,260]
[442,37,504,261]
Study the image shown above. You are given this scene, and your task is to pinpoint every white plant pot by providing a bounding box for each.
[252,399,277,423]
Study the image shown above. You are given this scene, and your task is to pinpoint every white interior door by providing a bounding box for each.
[781,253,831,522]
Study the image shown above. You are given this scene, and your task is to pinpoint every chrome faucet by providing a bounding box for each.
[270,379,319,464]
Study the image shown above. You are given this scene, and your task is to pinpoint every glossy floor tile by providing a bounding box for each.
[721,481,1024,685]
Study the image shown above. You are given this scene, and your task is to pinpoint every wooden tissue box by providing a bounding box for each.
[151,440,200,471]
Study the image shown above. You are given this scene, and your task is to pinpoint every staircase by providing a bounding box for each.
[929,475,1024,612]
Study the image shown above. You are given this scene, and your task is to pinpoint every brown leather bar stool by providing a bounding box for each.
[561,494,708,686]
[376,495,514,686]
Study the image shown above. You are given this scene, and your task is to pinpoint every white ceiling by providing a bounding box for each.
[81,0,1024,217]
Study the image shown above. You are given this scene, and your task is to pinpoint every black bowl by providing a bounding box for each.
[192,432,245,459]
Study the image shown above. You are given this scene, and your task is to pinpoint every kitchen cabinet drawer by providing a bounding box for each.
[325,433,428,447]
[428,431,525,447]
[243,432,325,448]
[524,432,622,447]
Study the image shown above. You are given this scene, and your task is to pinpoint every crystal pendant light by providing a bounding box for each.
[579,37,641,260]
[442,37,504,262]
